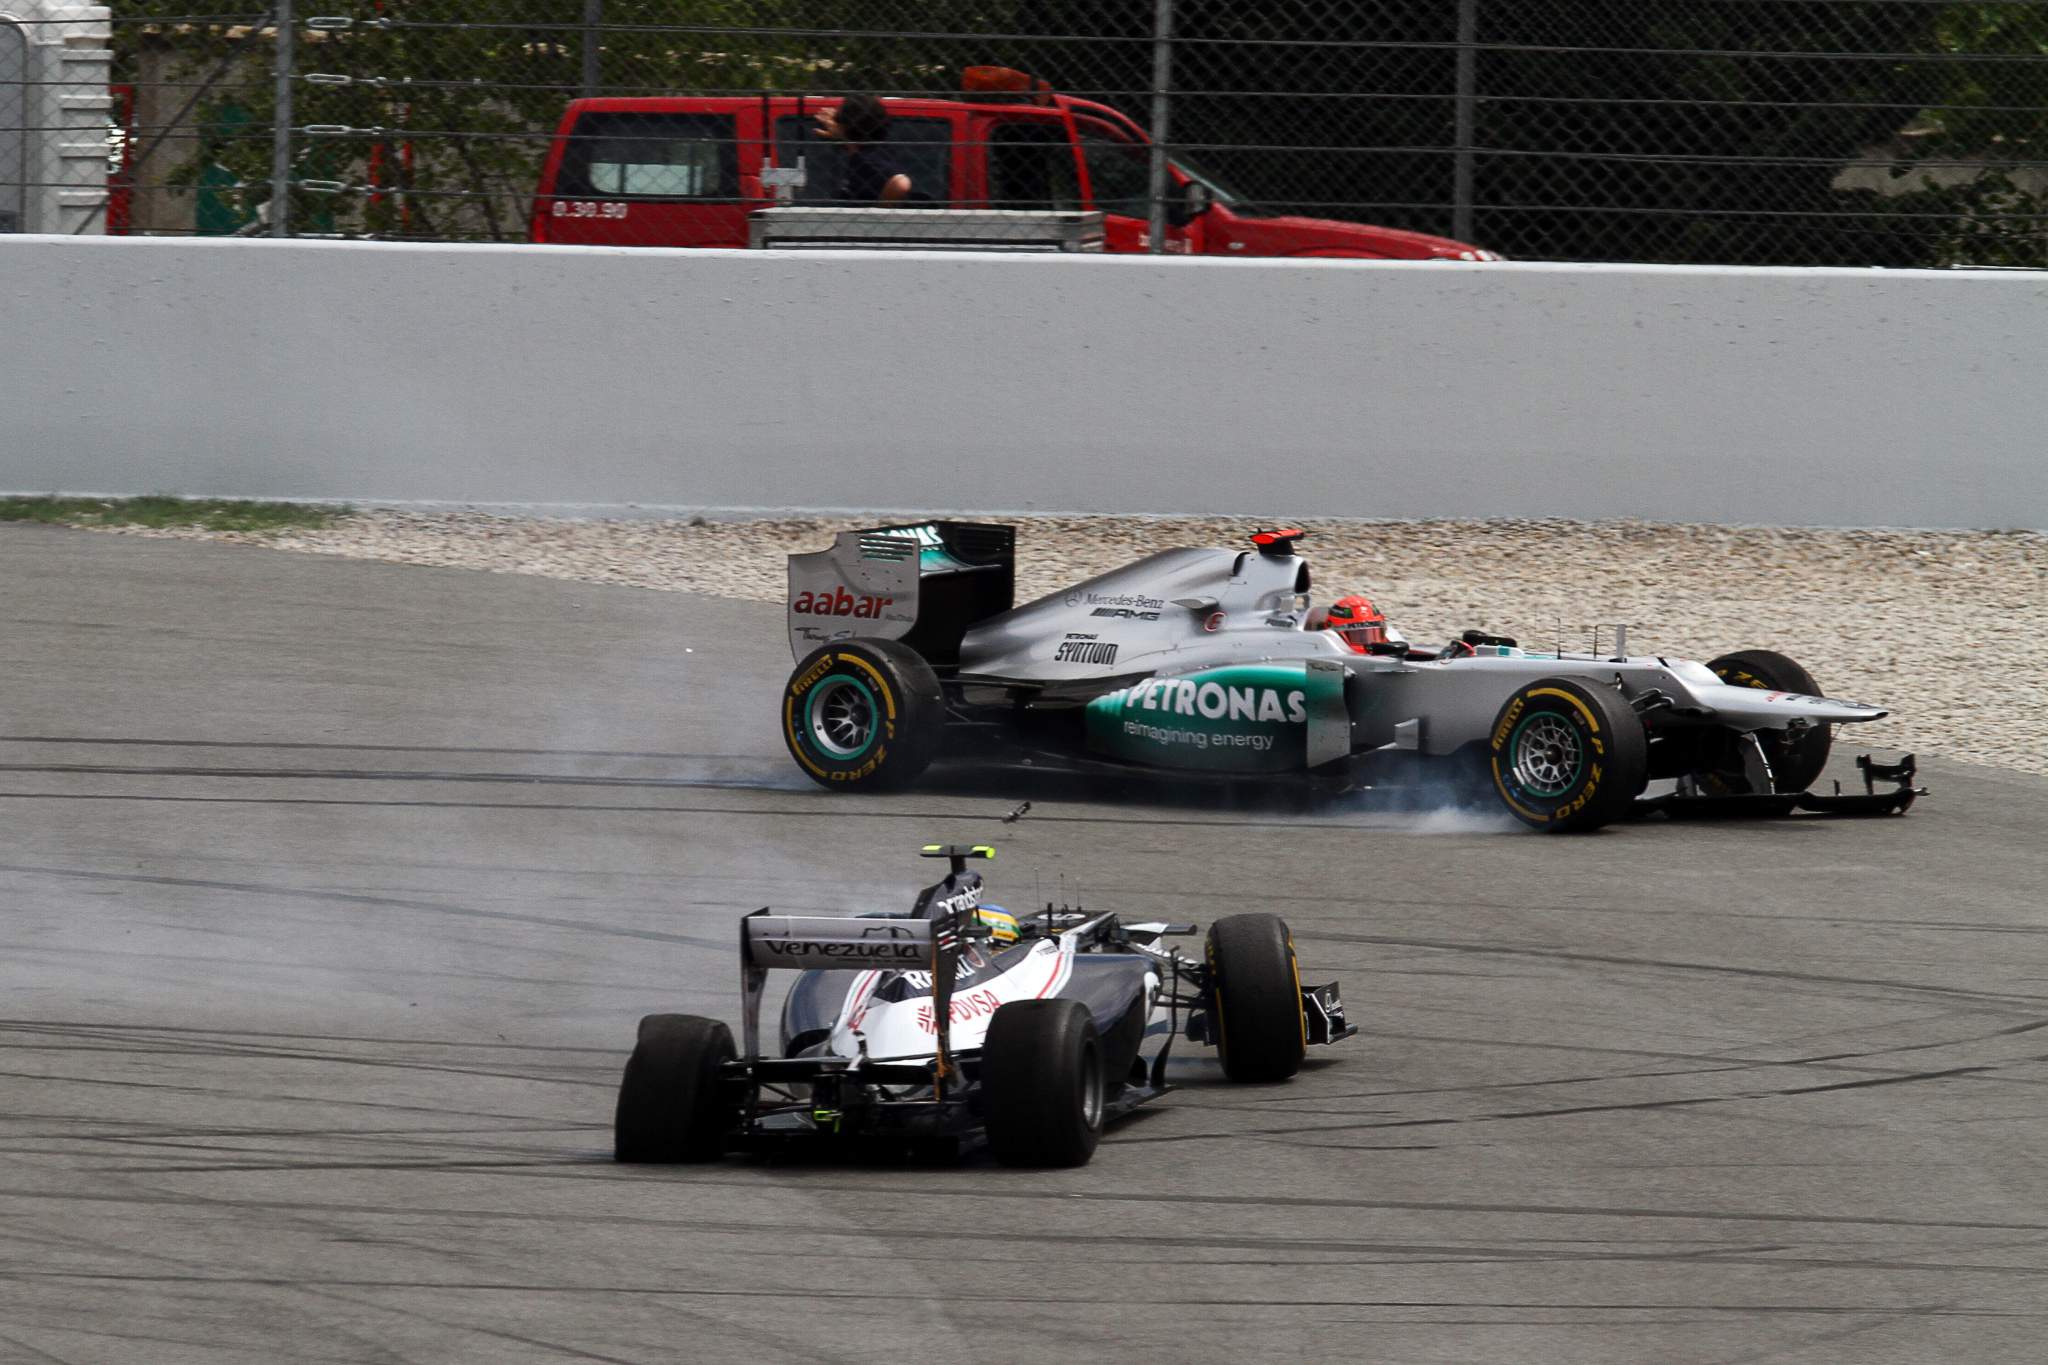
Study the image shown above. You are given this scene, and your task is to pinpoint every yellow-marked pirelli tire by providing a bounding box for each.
[1206,913,1307,1083]
[1707,649,1832,794]
[782,639,943,792]
[1487,677,1648,833]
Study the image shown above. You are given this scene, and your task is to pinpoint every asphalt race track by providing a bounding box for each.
[4,523,2047,1364]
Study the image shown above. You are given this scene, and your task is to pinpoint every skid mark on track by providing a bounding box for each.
[654,1175,2048,1235]
[0,1018,617,1053]
[0,786,1373,832]
[0,760,813,794]
[0,1271,2031,1317]
[297,1284,660,1365]
[0,937,688,995]
[0,1036,616,1092]
[1107,1064,1992,1148]
[0,1068,602,1126]
[1058,870,2048,937]
[1298,928,2048,1010]
[1293,1015,2048,1101]
[10,1219,2037,1281]
[0,862,730,952]
[2,734,743,761]
[0,1332,76,1365]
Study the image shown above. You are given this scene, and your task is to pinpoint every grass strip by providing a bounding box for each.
[0,496,351,534]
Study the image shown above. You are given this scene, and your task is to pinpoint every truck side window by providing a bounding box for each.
[986,121,1079,212]
[557,113,740,200]
[1078,131,1151,219]
[773,115,953,205]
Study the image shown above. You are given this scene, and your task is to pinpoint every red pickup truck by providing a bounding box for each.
[530,68,1499,261]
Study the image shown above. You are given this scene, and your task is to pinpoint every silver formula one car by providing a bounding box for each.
[778,523,1923,832]
[613,845,1353,1168]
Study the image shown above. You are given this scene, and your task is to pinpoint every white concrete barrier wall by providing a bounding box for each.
[5,235,2044,528]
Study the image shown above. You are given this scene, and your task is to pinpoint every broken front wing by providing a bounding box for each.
[1638,753,1925,822]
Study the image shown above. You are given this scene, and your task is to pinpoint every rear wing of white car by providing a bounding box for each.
[736,906,972,1087]
[786,521,1014,666]
[736,848,997,1094]
[741,914,936,969]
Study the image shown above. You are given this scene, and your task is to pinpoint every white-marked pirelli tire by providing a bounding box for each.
[782,639,943,792]
[1488,677,1648,834]
[614,1014,737,1163]
[1707,649,1833,794]
[1206,913,1307,1083]
[983,998,1104,1168]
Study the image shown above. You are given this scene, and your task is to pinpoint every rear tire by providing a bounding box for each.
[982,999,1104,1168]
[782,639,943,791]
[614,1014,737,1164]
[1487,677,1648,832]
[1206,913,1307,1083]
[1707,649,1832,793]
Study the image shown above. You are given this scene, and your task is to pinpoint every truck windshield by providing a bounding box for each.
[1075,116,1264,218]
[1173,154,1261,213]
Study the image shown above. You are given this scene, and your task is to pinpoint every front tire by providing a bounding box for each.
[1707,649,1832,793]
[1488,677,1648,832]
[782,639,943,791]
[614,1014,737,1163]
[1206,913,1307,1083]
[982,999,1104,1168]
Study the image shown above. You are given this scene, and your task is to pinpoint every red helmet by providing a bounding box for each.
[1325,595,1387,653]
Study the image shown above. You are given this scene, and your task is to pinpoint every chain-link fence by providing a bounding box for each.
[8,2,2046,264]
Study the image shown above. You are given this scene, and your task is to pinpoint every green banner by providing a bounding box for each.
[1083,662,1345,774]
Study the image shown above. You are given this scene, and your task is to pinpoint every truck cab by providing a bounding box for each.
[530,70,1500,261]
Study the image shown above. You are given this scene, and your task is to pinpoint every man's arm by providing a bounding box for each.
[879,173,912,204]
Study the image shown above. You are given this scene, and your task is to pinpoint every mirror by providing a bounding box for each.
[1167,180,1210,227]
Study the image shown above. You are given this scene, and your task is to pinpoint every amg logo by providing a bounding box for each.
[792,587,895,619]
[757,939,927,963]
[1056,640,1120,665]
[1091,607,1160,621]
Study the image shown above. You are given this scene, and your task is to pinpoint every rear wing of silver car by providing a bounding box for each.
[786,521,1014,666]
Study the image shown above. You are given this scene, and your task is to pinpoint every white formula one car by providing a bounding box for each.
[614,845,1353,1168]
[778,522,1924,832]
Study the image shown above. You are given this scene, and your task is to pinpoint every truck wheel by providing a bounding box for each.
[1707,649,1833,793]
[1488,677,1647,833]
[614,1014,737,1164]
[781,639,943,792]
[983,999,1104,1168]
[1206,913,1307,1082]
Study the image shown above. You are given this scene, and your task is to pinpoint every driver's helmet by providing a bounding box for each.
[1325,594,1389,653]
[976,905,1020,944]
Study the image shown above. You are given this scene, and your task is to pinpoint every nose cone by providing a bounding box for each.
[1697,682,1887,727]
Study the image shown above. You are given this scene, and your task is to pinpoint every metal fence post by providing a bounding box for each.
[1145,0,1174,254]
[1452,0,1476,245]
[582,0,604,97]
[270,0,294,236]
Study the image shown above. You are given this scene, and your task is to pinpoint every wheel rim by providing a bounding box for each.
[1079,1046,1103,1131]
[1509,711,1583,797]
[805,675,879,760]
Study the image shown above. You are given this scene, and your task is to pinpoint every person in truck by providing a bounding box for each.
[814,93,915,205]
